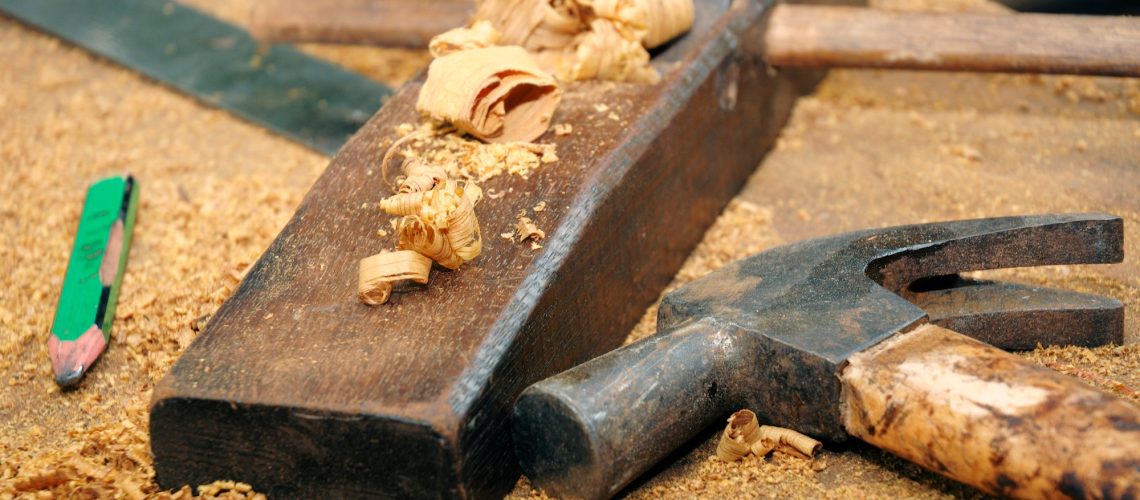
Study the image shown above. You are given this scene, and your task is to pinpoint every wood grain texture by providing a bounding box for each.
[149,0,848,497]
[842,323,1140,498]
[248,0,470,47]
[765,4,1140,76]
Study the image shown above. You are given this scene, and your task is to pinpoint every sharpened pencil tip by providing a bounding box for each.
[48,326,107,389]
[55,367,85,389]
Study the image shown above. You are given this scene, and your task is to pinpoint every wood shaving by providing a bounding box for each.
[429,20,502,58]
[716,410,821,463]
[397,160,447,194]
[358,250,433,305]
[362,160,484,304]
[472,0,694,83]
[533,201,547,212]
[416,46,561,143]
[379,180,484,270]
[515,216,545,243]
[716,409,762,461]
[553,123,573,136]
[759,425,822,458]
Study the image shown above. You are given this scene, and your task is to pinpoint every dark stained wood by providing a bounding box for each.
[765,4,1140,76]
[843,323,1140,498]
[149,0,861,497]
[248,0,470,47]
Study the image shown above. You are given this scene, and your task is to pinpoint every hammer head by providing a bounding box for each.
[654,213,1122,440]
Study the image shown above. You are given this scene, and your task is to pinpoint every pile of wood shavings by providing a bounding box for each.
[386,122,558,182]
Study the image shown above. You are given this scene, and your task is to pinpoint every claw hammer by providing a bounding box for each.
[513,213,1138,498]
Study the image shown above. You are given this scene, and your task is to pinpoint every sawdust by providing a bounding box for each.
[0,13,331,499]
[384,122,559,183]
[3,0,1139,498]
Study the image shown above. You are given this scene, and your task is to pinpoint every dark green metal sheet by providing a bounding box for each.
[0,0,392,155]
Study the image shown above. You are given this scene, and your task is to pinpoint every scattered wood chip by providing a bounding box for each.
[533,201,547,212]
[515,216,545,243]
[553,123,573,136]
[387,122,558,181]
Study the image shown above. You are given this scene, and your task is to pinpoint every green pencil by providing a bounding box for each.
[48,175,139,388]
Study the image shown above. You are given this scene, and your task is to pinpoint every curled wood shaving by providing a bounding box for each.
[715,409,761,462]
[472,0,694,83]
[749,437,776,458]
[416,46,562,143]
[715,410,822,462]
[539,18,658,83]
[759,425,822,458]
[380,180,484,269]
[358,250,433,305]
[429,20,502,57]
[515,216,545,243]
[447,184,485,261]
[399,215,465,270]
[397,160,447,194]
[641,0,695,49]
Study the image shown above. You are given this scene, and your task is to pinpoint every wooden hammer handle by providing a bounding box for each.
[249,0,471,47]
[842,323,1140,498]
[765,4,1140,77]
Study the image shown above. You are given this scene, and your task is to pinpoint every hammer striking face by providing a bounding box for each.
[513,213,1138,498]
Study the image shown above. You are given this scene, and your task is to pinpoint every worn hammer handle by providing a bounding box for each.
[843,323,1140,498]
[512,319,738,499]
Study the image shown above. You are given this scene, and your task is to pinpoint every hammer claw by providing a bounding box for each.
[910,278,1124,351]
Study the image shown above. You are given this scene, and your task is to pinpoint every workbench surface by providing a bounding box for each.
[2,0,1136,497]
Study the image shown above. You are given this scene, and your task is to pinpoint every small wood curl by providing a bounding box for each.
[446,194,482,262]
[358,250,433,305]
[759,425,822,458]
[398,161,447,194]
[715,409,762,462]
[399,215,464,270]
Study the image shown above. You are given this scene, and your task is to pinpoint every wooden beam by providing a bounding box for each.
[765,4,1140,77]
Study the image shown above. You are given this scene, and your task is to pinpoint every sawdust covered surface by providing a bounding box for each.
[0,3,422,497]
[2,0,1139,498]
